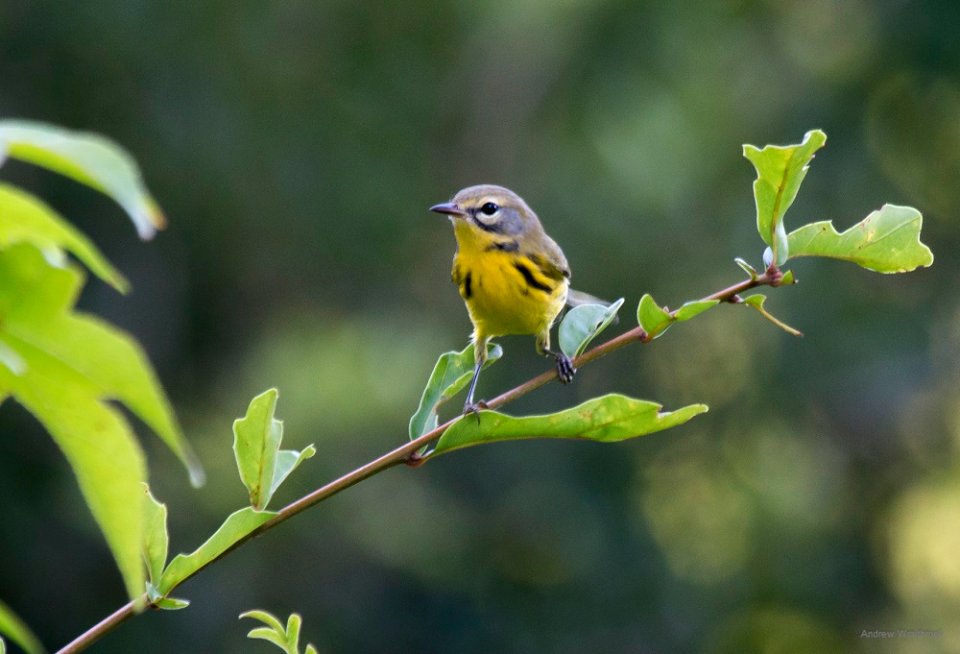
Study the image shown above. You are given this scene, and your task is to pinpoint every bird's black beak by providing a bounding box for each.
[430,202,467,217]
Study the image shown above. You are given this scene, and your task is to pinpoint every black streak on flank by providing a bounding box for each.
[530,253,570,280]
[514,262,553,294]
[463,271,473,299]
[487,240,520,252]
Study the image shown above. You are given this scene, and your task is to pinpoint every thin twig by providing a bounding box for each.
[56,267,780,654]
[56,598,144,654]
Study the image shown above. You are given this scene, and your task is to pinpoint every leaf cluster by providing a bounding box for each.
[142,389,314,611]
[0,121,205,652]
[240,610,318,654]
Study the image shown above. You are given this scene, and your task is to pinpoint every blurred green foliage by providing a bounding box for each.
[1,1,958,652]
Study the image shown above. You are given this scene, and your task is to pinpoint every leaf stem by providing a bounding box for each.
[56,266,781,654]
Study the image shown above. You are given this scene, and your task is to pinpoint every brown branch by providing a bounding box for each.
[56,266,781,654]
[56,598,144,654]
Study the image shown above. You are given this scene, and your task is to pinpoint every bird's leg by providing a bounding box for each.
[542,348,576,384]
[463,339,490,415]
[463,360,488,414]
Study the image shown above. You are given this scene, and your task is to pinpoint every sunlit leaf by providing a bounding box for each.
[0,246,155,602]
[0,120,165,240]
[637,294,672,338]
[0,244,203,486]
[0,245,200,604]
[433,394,708,456]
[0,598,44,654]
[558,298,624,359]
[141,484,169,584]
[286,614,303,652]
[247,628,287,650]
[240,610,316,654]
[0,338,25,376]
[233,389,314,511]
[743,130,827,265]
[240,610,285,634]
[159,507,276,594]
[786,204,933,273]
[1,351,146,603]
[408,342,502,440]
[234,389,282,510]
[0,183,129,292]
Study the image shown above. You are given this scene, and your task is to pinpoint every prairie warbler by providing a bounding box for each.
[431,185,577,412]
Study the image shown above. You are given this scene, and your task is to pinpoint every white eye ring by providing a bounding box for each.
[480,201,500,216]
[474,201,501,224]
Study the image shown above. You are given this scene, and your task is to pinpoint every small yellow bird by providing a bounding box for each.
[431,184,576,412]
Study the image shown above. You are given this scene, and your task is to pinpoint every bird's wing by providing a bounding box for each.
[524,233,570,281]
[566,288,613,308]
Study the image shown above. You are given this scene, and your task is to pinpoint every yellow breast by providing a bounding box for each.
[452,247,568,341]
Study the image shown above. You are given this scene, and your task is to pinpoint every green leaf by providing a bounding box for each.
[433,393,708,456]
[240,610,286,634]
[786,204,933,273]
[0,244,204,487]
[0,120,165,240]
[673,299,720,322]
[145,584,190,611]
[558,298,624,359]
[141,484,169,584]
[0,598,44,654]
[0,338,25,376]
[240,610,316,654]
[743,130,827,266]
[408,342,503,440]
[153,596,191,611]
[0,183,129,292]
[742,294,803,337]
[246,628,289,651]
[1,353,146,602]
[234,389,282,510]
[158,507,276,594]
[286,613,303,652]
[637,295,718,338]
[0,244,201,599]
[637,294,673,338]
[0,247,153,602]
[233,389,314,511]
[270,445,316,503]
[734,257,759,280]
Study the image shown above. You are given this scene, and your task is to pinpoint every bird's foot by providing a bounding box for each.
[463,399,489,414]
[463,399,489,422]
[555,353,576,384]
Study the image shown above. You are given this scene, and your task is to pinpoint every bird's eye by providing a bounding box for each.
[480,202,500,216]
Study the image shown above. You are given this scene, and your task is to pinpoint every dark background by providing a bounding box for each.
[2,2,959,652]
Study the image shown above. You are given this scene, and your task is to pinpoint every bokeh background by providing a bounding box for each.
[2,1,959,652]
